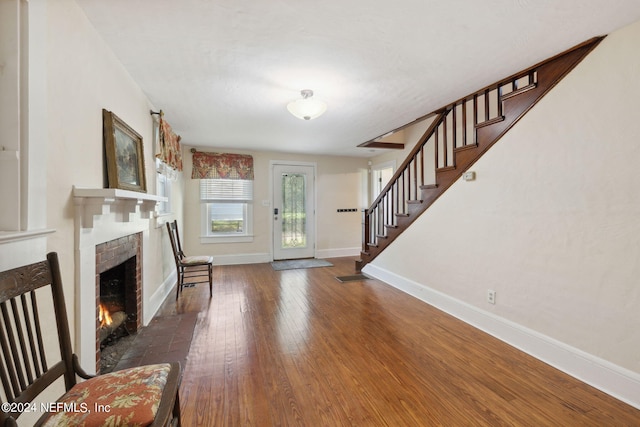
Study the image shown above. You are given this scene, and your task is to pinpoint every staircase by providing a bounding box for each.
[356,37,604,272]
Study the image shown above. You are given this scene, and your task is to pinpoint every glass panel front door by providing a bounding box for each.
[273,164,315,260]
[281,173,307,249]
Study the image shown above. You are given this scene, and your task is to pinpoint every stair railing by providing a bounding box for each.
[363,70,538,252]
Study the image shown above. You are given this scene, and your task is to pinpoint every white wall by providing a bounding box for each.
[44,0,174,321]
[367,20,640,406]
[182,146,368,264]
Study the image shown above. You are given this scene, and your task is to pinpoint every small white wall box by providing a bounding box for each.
[463,171,476,181]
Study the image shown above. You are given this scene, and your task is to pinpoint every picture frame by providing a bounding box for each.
[103,109,147,193]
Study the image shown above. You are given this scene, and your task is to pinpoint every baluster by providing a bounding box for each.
[378,199,382,237]
[382,197,386,234]
[443,115,448,167]
[497,86,503,117]
[419,144,424,187]
[413,156,418,200]
[462,99,467,147]
[381,196,384,232]
[394,181,398,217]
[377,203,383,237]
[409,161,412,202]
[369,206,374,244]
[385,194,390,229]
[484,89,490,121]
[389,192,392,227]
[405,161,410,203]
[434,124,439,169]
[452,104,457,151]
[402,170,406,213]
[473,94,478,128]
[370,207,374,244]
[372,208,377,246]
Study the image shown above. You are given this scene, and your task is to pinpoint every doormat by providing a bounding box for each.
[270,259,334,271]
[335,274,370,283]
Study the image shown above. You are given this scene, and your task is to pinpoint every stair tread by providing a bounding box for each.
[454,143,478,153]
[420,184,438,190]
[436,166,456,173]
[475,115,505,129]
[501,82,536,100]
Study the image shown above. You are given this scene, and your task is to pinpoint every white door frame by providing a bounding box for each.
[371,160,396,203]
[270,160,317,260]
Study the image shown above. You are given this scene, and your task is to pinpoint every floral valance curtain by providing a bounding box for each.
[156,118,183,171]
[191,152,254,180]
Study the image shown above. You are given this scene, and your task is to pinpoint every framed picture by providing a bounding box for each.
[103,109,147,193]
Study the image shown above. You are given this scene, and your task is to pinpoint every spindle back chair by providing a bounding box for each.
[0,252,181,426]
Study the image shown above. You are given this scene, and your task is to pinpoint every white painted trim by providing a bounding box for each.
[362,263,640,410]
[212,252,271,265]
[316,247,360,259]
[0,228,55,244]
[144,270,177,325]
[0,232,54,271]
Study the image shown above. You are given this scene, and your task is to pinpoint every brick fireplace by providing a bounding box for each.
[95,233,142,372]
[73,187,165,375]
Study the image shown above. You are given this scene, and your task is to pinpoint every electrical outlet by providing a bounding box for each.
[487,290,496,304]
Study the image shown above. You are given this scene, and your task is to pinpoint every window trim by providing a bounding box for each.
[200,178,254,244]
[155,158,173,218]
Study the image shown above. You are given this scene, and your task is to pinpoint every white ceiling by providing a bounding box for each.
[76,0,640,158]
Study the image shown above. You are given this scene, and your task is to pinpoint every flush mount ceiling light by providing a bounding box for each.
[287,89,327,120]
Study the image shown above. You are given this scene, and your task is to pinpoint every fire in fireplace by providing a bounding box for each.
[98,303,128,342]
[98,260,135,346]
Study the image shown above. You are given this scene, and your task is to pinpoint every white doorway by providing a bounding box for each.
[272,163,316,260]
[371,160,395,202]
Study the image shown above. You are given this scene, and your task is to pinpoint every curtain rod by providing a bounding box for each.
[149,109,164,117]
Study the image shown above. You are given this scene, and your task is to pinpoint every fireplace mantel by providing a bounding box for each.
[73,186,167,229]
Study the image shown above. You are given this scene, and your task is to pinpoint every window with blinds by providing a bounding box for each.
[200,179,253,238]
[200,179,253,201]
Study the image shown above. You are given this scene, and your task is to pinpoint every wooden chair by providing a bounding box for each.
[166,220,213,299]
[0,252,181,427]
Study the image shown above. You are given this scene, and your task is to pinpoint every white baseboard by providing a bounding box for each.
[316,247,360,259]
[362,263,640,410]
[144,270,176,325]
[212,252,271,265]
[209,249,360,265]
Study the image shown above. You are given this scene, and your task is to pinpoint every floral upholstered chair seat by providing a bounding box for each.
[42,364,171,427]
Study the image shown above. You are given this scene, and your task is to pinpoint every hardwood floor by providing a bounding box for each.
[156,257,640,426]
